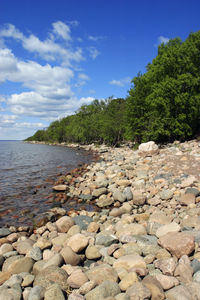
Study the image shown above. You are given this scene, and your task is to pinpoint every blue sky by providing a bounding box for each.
[0,0,200,139]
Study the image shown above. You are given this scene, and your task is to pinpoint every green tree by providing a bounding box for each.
[127,31,200,143]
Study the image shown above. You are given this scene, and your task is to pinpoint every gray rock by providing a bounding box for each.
[2,255,34,274]
[86,264,118,285]
[44,283,65,300]
[85,280,120,300]
[115,293,130,300]
[28,285,45,300]
[0,285,22,300]
[136,169,148,179]
[3,251,18,259]
[193,270,200,282]
[154,173,172,181]
[95,231,118,247]
[160,189,173,200]
[33,265,69,290]
[126,282,151,299]
[147,222,162,235]
[84,259,97,268]
[191,259,200,274]
[79,194,93,201]
[3,274,23,286]
[96,179,109,188]
[92,187,107,198]
[136,236,160,256]
[186,282,200,300]
[0,228,10,237]
[42,253,63,269]
[27,247,42,261]
[23,287,32,300]
[165,285,191,300]
[16,239,34,255]
[123,187,133,201]
[96,195,114,207]
[132,191,146,205]
[73,215,92,230]
[113,190,126,202]
[185,187,200,197]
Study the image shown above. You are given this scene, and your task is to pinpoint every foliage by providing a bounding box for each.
[26,98,126,146]
[126,31,200,143]
[26,31,200,145]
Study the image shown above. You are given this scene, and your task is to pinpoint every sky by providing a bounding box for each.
[0,0,200,140]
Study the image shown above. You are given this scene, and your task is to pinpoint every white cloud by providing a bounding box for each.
[0,23,84,66]
[0,24,24,40]
[0,21,100,139]
[0,114,18,126]
[158,36,170,44]
[109,77,131,87]
[52,21,71,41]
[79,97,94,105]
[0,49,73,84]
[0,96,6,111]
[74,73,90,88]
[0,49,18,81]
[0,116,47,139]
[0,47,76,119]
[15,122,45,128]
[8,91,75,119]
[88,47,100,60]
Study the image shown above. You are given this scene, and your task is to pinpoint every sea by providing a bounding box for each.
[0,141,95,227]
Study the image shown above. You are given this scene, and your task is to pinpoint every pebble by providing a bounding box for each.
[0,139,200,299]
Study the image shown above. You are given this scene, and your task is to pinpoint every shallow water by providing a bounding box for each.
[0,141,95,227]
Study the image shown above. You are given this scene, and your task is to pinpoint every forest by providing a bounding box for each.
[26,31,200,145]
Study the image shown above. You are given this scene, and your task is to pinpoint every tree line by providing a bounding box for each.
[26,31,200,145]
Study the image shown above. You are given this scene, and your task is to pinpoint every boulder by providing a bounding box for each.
[138,141,159,156]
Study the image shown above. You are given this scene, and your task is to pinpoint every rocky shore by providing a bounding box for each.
[1,139,200,299]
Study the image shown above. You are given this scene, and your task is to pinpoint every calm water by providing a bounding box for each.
[0,141,95,227]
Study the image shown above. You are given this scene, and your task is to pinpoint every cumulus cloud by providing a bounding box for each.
[0,47,76,119]
[109,77,131,87]
[0,21,101,139]
[0,22,84,66]
[0,24,24,40]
